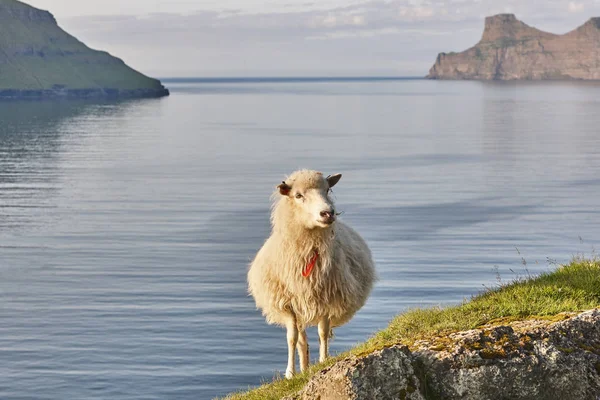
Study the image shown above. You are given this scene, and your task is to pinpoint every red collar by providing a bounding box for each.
[302,250,319,277]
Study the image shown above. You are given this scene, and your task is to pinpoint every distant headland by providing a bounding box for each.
[0,0,168,99]
[427,14,600,81]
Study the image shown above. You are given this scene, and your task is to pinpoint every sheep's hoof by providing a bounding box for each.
[285,369,294,379]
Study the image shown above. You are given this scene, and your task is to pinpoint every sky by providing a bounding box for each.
[23,0,600,77]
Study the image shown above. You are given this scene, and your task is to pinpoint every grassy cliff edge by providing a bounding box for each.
[223,257,600,400]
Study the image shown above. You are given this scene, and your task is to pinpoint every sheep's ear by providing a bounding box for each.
[277,181,291,196]
[326,173,342,188]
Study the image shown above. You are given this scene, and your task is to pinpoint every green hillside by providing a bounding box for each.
[0,0,168,96]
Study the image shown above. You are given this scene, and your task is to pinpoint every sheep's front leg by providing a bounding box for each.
[318,318,330,363]
[297,329,309,373]
[285,318,298,379]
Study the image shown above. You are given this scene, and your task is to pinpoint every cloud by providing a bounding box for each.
[310,13,367,28]
[55,0,600,76]
[568,2,584,13]
[307,27,457,40]
[398,6,435,18]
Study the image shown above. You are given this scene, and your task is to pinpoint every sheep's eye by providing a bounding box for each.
[295,193,303,199]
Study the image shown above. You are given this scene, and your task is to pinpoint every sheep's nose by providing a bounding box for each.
[320,210,334,219]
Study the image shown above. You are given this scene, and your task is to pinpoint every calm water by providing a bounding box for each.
[1,79,599,399]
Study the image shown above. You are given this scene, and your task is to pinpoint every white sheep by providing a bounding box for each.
[247,169,376,379]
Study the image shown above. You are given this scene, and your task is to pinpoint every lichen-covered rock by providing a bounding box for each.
[415,310,600,399]
[427,14,600,80]
[291,346,424,400]
[294,309,600,399]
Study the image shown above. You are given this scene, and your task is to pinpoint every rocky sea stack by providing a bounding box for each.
[0,0,168,99]
[427,14,600,80]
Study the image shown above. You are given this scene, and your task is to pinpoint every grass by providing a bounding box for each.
[222,257,600,400]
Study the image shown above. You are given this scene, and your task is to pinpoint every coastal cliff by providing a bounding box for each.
[224,259,600,400]
[427,14,600,80]
[290,310,600,399]
[0,0,168,98]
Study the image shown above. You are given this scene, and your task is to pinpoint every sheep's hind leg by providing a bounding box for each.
[297,329,309,373]
[285,317,298,379]
[318,318,330,363]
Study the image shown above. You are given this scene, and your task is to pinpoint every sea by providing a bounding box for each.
[1,77,599,399]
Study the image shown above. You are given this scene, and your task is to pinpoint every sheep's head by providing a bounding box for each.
[276,170,342,229]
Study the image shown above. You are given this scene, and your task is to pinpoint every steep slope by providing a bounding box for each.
[292,310,600,400]
[0,0,168,98]
[427,14,600,80]
[223,258,600,400]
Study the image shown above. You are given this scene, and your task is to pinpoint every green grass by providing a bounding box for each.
[223,258,600,400]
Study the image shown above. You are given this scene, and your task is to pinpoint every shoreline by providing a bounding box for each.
[0,87,170,100]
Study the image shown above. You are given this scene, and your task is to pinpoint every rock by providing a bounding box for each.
[427,14,600,80]
[0,0,168,99]
[292,346,424,400]
[294,309,600,399]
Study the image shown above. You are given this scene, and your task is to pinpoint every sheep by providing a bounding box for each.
[247,169,376,379]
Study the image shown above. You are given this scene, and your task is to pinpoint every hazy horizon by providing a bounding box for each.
[21,1,600,78]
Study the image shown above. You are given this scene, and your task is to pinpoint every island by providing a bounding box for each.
[0,0,168,99]
[427,14,600,80]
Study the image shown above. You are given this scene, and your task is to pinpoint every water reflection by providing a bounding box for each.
[0,102,83,232]
[0,100,160,233]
